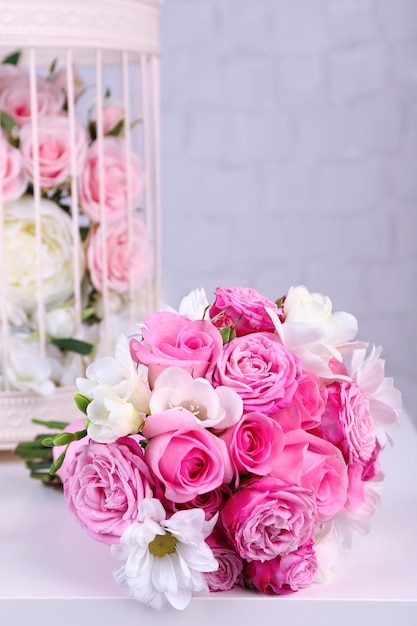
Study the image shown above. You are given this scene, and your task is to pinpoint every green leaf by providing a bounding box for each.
[32,418,69,430]
[0,110,18,134]
[219,325,236,344]
[107,119,125,137]
[105,87,111,98]
[79,226,90,242]
[49,447,68,475]
[50,337,94,356]
[2,50,21,66]
[49,57,58,75]
[74,391,91,415]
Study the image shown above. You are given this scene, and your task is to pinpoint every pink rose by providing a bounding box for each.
[0,133,27,201]
[319,381,376,465]
[244,541,318,594]
[142,410,232,503]
[165,483,233,520]
[79,136,143,224]
[50,68,85,102]
[0,74,64,126]
[90,100,125,135]
[212,333,301,414]
[87,216,152,294]
[204,527,244,592]
[64,437,154,544]
[274,371,327,432]
[220,412,285,486]
[220,475,317,561]
[20,115,88,189]
[209,286,278,336]
[130,312,223,387]
[270,430,348,520]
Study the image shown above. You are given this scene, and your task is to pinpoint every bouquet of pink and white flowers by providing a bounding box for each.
[32,284,401,610]
[0,50,152,395]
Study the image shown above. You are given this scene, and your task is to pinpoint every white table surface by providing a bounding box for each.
[0,413,416,626]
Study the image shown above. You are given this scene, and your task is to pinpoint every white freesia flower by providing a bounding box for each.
[267,285,361,378]
[150,367,243,429]
[112,498,218,611]
[32,305,80,339]
[76,334,151,443]
[162,287,209,320]
[5,336,55,395]
[2,196,84,317]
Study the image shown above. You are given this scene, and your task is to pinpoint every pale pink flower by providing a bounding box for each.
[64,437,154,545]
[0,73,64,126]
[0,132,27,200]
[20,114,88,189]
[87,216,152,294]
[50,67,85,102]
[204,527,244,591]
[273,371,328,431]
[79,136,143,224]
[90,99,125,135]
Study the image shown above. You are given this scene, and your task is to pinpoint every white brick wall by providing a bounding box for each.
[160,0,417,414]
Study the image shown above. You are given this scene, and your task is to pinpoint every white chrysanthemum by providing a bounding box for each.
[76,334,151,443]
[349,345,401,447]
[150,367,243,429]
[162,287,209,321]
[267,285,363,379]
[112,498,218,611]
[314,476,384,583]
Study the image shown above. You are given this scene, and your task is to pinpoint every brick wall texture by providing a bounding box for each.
[159,0,417,413]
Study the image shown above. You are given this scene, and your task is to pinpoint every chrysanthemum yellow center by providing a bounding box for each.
[148,531,178,557]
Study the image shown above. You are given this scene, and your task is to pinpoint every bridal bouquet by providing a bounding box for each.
[28,284,401,610]
[0,50,151,395]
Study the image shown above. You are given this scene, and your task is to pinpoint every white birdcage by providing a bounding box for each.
[0,0,162,448]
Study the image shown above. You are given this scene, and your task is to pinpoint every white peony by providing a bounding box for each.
[112,498,218,610]
[3,335,55,395]
[76,334,151,443]
[2,196,84,318]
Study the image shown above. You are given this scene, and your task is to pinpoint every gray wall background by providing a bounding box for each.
[159,0,417,414]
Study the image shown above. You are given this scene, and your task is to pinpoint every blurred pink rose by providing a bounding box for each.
[204,527,244,592]
[79,136,143,224]
[90,100,125,135]
[50,68,85,102]
[274,371,327,432]
[130,312,223,387]
[244,541,318,594]
[64,437,154,544]
[209,286,278,336]
[271,430,348,520]
[212,333,301,414]
[20,114,88,189]
[165,483,233,520]
[319,380,376,465]
[0,133,27,200]
[220,475,317,561]
[0,73,64,126]
[87,216,152,294]
[142,410,232,503]
[220,411,285,486]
